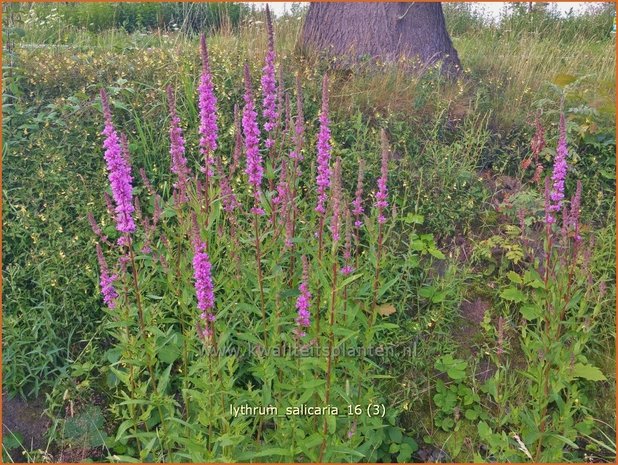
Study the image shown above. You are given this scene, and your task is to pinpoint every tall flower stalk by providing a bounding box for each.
[100,89,135,235]
[167,86,191,205]
[369,130,390,330]
[320,157,342,463]
[191,217,216,343]
[96,243,118,309]
[261,5,278,150]
[314,75,331,336]
[535,110,575,460]
[242,63,267,346]
[198,33,218,215]
[294,255,312,338]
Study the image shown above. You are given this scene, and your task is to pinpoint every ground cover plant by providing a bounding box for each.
[2,2,616,463]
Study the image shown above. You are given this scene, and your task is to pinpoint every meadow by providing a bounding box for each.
[2,2,616,462]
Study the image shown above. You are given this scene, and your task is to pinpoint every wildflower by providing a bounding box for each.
[261,6,278,149]
[315,74,331,215]
[242,63,265,215]
[167,86,191,204]
[198,34,218,177]
[548,112,568,219]
[352,159,366,228]
[96,243,118,309]
[375,130,389,224]
[295,255,312,337]
[191,215,215,338]
[100,89,135,234]
[330,157,342,242]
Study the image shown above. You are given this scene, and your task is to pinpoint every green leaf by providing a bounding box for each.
[428,247,446,259]
[404,213,424,224]
[569,363,607,382]
[520,304,542,321]
[477,421,491,439]
[500,287,526,303]
[507,271,522,284]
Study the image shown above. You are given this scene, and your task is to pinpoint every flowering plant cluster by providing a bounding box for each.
[90,14,404,461]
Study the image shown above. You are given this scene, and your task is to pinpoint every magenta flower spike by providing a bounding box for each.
[199,34,219,177]
[242,63,265,215]
[167,86,191,204]
[100,89,136,234]
[547,112,569,222]
[375,130,389,225]
[191,215,215,339]
[295,255,312,337]
[315,74,332,215]
[261,5,278,149]
[96,243,118,309]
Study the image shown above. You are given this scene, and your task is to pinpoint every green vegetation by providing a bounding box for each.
[2,2,615,462]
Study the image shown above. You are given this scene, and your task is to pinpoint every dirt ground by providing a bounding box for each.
[2,391,50,461]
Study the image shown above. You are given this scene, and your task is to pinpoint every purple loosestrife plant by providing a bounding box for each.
[261,6,278,149]
[295,255,312,337]
[96,243,118,309]
[167,86,192,205]
[100,89,136,234]
[315,75,332,215]
[198,34,219,178]
[375,130,390,225]
[191,215,215,340]
[242,63,265,215]
[547,112,569,223]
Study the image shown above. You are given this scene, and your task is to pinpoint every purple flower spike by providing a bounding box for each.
[295,255,312,337]
[242,63,265,215]
[549,112,568,213]
[191,219,215,339]
[315,75,332,215]
[100,89,135,234]
[261,5,278,149]
[199,34,219,177]
[167,86,191,204]
[96,243,118,309]
[375,130,390,225]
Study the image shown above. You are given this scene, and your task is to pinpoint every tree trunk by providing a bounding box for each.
[300,2,461,75]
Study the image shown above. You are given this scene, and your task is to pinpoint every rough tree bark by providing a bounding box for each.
[300,2,461,75]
